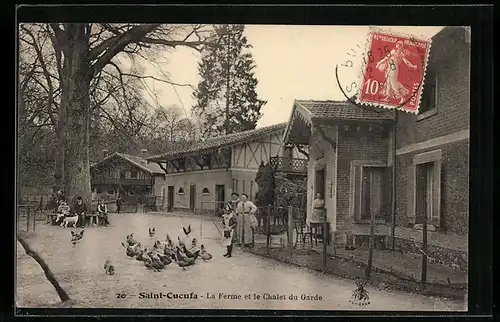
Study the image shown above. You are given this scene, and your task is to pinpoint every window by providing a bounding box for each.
[361,167,384,220]
[232,178,235,191]
[107,189,114,195]
[407,150,442,228]
[349,161,387,223]
[177,188,185,195]
[242,180,246,194]
[96,187,103,194]
[416,162,435,223]
[120,170,126,179]
[417,68,438,120]
[130,170,138,179]
[202,188,210,195]
[235,179,239,193]
[250,181,254,201]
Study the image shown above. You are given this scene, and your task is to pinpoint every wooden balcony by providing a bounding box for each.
[92,177,153,186]
[270,156,308,175]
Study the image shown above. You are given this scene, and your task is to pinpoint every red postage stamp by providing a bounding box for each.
[356,29,432,113]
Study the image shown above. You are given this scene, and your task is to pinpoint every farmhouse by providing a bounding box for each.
[146,123,308,212]
[90,152,167,206]
[283,26,469,269]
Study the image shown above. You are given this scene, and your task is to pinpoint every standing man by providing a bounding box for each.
[73,196,87,228]
[116,195,122,214]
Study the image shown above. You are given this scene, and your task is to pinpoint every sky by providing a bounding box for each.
[141,25,444,128]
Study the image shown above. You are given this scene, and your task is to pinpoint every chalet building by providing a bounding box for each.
[283,99,394,250]
[90,152,167,204]
[146,123,308,212]
[283,26,470,270]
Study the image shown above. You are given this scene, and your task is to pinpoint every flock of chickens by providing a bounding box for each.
[111,224,213,274]
[67,223,213,276]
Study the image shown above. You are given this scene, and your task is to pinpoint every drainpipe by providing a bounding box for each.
[391,111,398,251]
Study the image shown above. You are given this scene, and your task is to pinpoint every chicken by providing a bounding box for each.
[189,238,199,253]
[183,225,191,236]
[175,247,190,262]
[149,227,155,238]
[177,235,186,248]
[166,234,174,248]
[164,245,175,257]
[174,254,195,270]
[70,230,84,246]
[104,258,115,275]
[153,240,164,252]
[157,253,172,266]
[182,245,200,260]
[126,233,138,246]
[200,244,213,261]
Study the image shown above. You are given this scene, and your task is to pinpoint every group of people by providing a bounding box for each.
[220,192,259,258]
[54,190,111,227]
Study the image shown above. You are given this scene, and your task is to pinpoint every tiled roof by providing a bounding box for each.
[147,122,288,162]
[90,152,165,174]
[295,100,394,122]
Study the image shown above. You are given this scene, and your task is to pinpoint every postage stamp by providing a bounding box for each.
[355,28,432,113]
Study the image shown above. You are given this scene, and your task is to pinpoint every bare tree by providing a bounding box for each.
[18,23,217,205]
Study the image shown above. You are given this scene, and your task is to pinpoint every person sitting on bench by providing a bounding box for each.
[56,198,71,224]
[73,196,87,228]
[97,199,110,227]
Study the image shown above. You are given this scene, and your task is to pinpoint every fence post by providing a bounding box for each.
[365,210,376,280]
[322,209,328,270]
[287,206,293,259]
[27,206,31,232]
[421,214,428,289]
[199,201,203,241]
[266,205,271,254]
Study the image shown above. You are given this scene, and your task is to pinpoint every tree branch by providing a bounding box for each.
[21,26,58,132]
[89,24,161,78]
[17,233,71,303]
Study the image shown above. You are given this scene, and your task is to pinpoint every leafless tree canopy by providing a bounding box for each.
[18,23,219,198]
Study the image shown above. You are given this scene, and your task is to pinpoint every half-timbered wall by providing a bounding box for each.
[231,130,285,170]
[162,149,231,174]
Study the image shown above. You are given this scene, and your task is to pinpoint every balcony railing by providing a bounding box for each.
[270,156,308,175]
[92,177,153,186]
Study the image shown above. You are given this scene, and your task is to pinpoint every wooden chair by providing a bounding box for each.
[294,217,313,247]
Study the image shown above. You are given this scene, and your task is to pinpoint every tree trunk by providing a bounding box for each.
[54,113,66,191]
[17,233,71,303]
[62,25,92,210]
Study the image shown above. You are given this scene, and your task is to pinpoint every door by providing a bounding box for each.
[189,184,196,211]
[215,185,225,209]
[162,187,166,210]
[167,186,174,212]
[315,169,326,198]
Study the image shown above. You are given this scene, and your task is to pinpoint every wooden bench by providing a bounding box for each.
[85,214,100,226]
[47,213,100,227]
[47,213,61,225]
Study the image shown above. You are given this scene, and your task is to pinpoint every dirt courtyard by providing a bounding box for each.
[16,212,465,311]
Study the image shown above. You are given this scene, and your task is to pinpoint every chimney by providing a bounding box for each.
[141,149,148,158]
